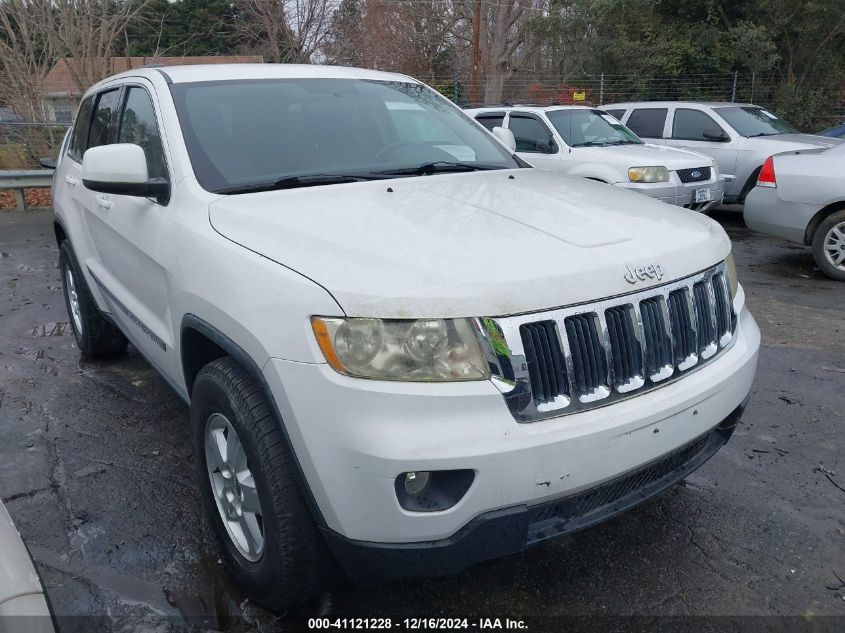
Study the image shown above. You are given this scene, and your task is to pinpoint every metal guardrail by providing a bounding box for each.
[0,170,54,210]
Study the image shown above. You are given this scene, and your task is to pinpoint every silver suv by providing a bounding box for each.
[604,102,842,204]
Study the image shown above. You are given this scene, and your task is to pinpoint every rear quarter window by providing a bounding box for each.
[625,108,668,138]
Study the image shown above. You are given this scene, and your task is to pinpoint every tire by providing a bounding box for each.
[190,357,335,611]
[812,210,845,281]
[59,241,128,357]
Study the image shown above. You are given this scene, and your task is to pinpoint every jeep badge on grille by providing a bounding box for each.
[624,263,664,284]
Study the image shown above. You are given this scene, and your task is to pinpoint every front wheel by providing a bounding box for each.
[190,357,335,611]
[812,210,845,281]
[58,241,128,357]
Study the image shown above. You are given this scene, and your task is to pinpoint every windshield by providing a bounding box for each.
[546,109,642,147]
[170,78,519,193]
[714,106,798,137]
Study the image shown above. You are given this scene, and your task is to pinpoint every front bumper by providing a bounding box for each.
[263,307,759,547]
[619,176,725,212]
[324,400,745,580]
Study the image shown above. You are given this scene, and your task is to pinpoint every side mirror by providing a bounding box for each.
[703,128,729,142]
[39,157,56,169]
[492,126,516,152]
[82,144,169,204]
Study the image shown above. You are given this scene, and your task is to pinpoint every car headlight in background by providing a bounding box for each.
[628,166,670,183]
[726,253,739,296]
[311,317,491,381]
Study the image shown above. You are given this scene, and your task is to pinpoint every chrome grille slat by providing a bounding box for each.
[482,262,738,423]
[520,321,568,406]
[564,313,609,402]
[667,288,698,371]
[639,296,673,382]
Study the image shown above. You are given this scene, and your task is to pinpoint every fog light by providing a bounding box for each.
[404,471,431,496]
[394,469,475,512]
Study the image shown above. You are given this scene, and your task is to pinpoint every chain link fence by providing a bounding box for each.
[421,72,844,132]
[0,72,842,170]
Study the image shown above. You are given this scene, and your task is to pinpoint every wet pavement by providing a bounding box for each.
[1,208,843,631]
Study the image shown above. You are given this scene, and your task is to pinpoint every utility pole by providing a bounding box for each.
[470,0,481,106]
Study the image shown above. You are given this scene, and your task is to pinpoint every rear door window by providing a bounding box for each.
[87,89,121,150]
[625,108,668,138]
[672,108,727,141]
[68,96,94,161]
[603,109,626,121]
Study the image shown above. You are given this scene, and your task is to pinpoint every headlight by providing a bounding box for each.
[311,317,491,381]
[628,166,670,183]
[725,253,738,296]
[712,162,720,180]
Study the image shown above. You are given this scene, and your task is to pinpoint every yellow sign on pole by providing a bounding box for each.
[573,91,586,102]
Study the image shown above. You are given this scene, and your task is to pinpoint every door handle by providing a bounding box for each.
[64,175,77,186]
[95,194,111,209]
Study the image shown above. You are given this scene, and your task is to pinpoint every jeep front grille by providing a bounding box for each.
[677,166,711,183]
[480,262,737,422]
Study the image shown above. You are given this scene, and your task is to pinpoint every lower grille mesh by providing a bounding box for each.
[526,429,719,541]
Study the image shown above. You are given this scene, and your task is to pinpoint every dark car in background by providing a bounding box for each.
[817,122,845,139]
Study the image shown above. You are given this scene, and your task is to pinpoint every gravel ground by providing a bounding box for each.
[0,208,843,632]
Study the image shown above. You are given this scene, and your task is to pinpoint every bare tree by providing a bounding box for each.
[0,0,56,121]
[238,0,334,63]
[472,0,545,104]
[51,0,151,94]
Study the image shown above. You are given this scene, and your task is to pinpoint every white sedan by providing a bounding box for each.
[0,502,54,631]
[744,144,845,280]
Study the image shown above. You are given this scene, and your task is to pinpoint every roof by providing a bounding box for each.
[43,56,264,97]
[85,64,417,95]
[602,101,756,109]
[465,105,598,114]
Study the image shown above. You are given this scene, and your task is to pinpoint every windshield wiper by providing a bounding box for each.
[373,161,503,176]
[216,173,383,194]
[571,141,609,147]
[746,132,778,138]
[603,140,642,145]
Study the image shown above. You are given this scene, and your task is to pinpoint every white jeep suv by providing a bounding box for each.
[52,64,759,609]
[466,105,725,212]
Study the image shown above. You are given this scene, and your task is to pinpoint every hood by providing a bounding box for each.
[574,143,713,170]
[209,170,730,318]
[749,133,842,150]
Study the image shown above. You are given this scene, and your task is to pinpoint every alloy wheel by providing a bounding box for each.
[823,221,845,271]
[205,412,265,561]
[65,266,83,335]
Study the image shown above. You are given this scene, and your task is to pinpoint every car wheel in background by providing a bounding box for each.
[190,357,336,611]
[58,241,128,357]
[812,210,845,281]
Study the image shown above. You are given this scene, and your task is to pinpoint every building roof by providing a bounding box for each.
[43,56,264,97]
